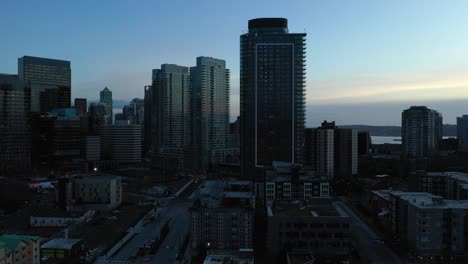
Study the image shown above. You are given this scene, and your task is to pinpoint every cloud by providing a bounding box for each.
[306,70,468,104]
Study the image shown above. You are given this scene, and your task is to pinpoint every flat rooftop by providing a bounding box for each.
[426,172,468,183]
[268,200,347,217]
[41,238,81,250]
[73,174,121,181]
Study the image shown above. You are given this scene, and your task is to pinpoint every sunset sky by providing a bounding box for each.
[2,0,468,125]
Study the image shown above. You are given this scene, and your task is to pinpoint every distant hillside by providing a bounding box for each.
[340,124,457,137]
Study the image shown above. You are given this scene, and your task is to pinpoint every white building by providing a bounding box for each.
[73,175,122,210]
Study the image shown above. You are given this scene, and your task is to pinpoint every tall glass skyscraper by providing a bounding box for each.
[190,57,230,170]
[152,64,191,172]
[18,56,71,112]
[0,74,31,172]
[457,115,468,152]
[100,87,113,125]
[240,18,306,179]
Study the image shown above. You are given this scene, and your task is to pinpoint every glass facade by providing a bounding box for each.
[0,74,31,172]
[152,64,190,168]
[190,57,230,170]
[240,18,306,180]
[18,56,71,112]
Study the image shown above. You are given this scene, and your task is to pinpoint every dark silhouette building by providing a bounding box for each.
[18,56,71,113]
[0,74,31,173]
[357,131,372,155]
[39,85,71,112]
[401,106,442,159]
[240,18,306,181]
[99,87,113,125]
[143,85,152,155]
[74,98,87,116]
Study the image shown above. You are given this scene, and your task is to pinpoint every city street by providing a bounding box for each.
[334,201,403,264]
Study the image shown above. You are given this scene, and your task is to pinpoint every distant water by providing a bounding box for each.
[371,136,401,144]
[371,136,455,144]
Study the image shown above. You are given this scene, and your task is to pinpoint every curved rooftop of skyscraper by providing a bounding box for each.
[248,18,288,33]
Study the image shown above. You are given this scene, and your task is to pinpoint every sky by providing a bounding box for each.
[2,0,468,126]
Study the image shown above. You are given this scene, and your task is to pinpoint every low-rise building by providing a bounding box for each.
[56,175,122,211]
[203,249,254,264]
[30,210,94,227]
[0,235,41,264]
[411,171,468,199]
[190,180,254,257]
[388,191,468,262]
[266,199,351,263]
[260,164,330,202]
[40,238,82,259]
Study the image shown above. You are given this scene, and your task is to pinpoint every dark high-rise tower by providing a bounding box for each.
[240,18,306,180]
[0,74,31,173]
[152,64,190,173]
[74,98,87,116]
[18,56,71,112]
[100,87,113,125]
[143,85,152,154]
[402,106,442,159]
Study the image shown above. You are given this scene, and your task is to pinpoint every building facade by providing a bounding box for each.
[99,87,113,125]
[100,123,142,163]
[152,64,191,171]
[74,98,87,116]
[0,74,31,173]
[73,175,122,210]
[457,115,468,152]
[401,106,442,159]
[143,85,152,154]
[190,181,254,256]
[388,191,468,262]
[18,56,71,113]
[304,121,358,179]
[190,57,230,170]
[266,199,351,263]
[240,18,306,180]
[0,234,41,264]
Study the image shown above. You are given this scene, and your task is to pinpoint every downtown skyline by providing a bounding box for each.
[2,0,468,125]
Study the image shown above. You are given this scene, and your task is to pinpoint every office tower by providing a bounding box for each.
[18,56,71,112]
[240,18,306,180]
[39,85,71,112]
[401,106,443,158]
[74,98,87,116]
[88,102,108,133]
[152,64,190,172]
[190,57,230,170]
[0,74,31,173]
[304,121,358,179]
[358,131,372,155]
[31,110,81,170]
[100,87,113,125]
[143,85,152,154]
[457,115,468,152]
[122,98,144,125]
[100,121,142,163]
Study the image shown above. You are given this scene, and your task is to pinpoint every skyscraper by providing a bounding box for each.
[74,98,87,116]
[457,115,468,152]
[240,18,306,180]
[100,87,113,125]
[18,56,71,112]
[152,64,190,172]
[304,121,358,179]
[39,85,71,112]
[143,85,152,154]
[402,106,443,159]
[0,74,31,173]
[190,57,230,170]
